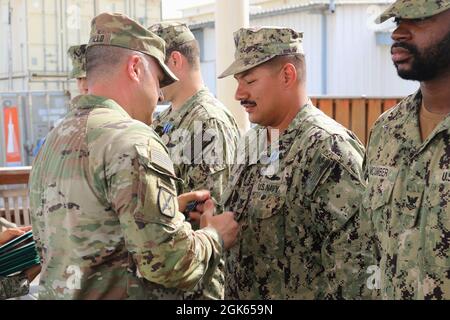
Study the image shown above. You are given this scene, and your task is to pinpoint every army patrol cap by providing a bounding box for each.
[218,26,304,79]
[148,22,196,50]
[68,44,87,79]
[376,0,450,24]
[88,12,178,87]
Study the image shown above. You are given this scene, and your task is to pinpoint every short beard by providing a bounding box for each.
[392,30,450,81]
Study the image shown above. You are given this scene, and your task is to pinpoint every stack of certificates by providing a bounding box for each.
[0,231,40,277]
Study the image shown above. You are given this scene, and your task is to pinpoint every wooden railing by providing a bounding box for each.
[0,166,31,185]
[0,166,31,227]
[311,97,401,145]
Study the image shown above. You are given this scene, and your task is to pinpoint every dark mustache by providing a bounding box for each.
[240,100,256,106]
[391,42,419,55]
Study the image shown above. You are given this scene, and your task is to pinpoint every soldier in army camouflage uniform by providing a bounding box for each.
[67,44,88,95]
[148,22,240,300]
[219,27,377,299]
[149,22,240,205]
[29,13,238,300]
[0,226,41,300]
[363,0,450,299]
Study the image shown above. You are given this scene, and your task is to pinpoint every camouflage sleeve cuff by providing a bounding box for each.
[199,226,224,254]
[194,226,223,287]
[0,273,29,300]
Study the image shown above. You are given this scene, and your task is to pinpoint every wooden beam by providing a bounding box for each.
[318,99,333,118]
[351,99,367,144]
[383,99,398,112]
[367,99,382,141]
[0,167,31,185]
[335,99,350,129]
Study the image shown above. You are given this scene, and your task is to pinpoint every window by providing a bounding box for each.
[191,28,204,62]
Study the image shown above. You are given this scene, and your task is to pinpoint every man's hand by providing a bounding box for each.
[24,264,41,283]
[0,226,42,282]
[178,190,211,222]
[200,200,238,250]
[0,226,32,246]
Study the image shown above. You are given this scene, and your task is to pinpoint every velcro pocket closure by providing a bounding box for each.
[365,166,399,210]
[304,153,334,198]
[247,181,286,258]
[249,176,287,220]
[256,194,286,220]
[390,179,423,230]
[369,179,395,210]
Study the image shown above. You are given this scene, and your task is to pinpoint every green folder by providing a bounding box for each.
[0,231,40,277]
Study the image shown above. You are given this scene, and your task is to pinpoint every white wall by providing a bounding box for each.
[196,3,419,97]
[0,0,28,92]
[251,9,324,95]
[0,0,162,92]
[200,26,216,94]
[325,4,418,96]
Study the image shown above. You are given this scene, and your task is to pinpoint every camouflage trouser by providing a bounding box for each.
[0,275,29,300]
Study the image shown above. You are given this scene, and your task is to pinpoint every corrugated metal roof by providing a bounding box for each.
[188,0,393,29]
[251,2,329,18]
[188,2,327,29]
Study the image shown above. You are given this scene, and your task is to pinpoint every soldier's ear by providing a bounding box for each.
[169,51,183,70]
[280,63,297,88]
[126,55,143,82]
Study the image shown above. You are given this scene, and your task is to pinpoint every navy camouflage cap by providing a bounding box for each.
[148,22,196,50]
[218,26,304,79]
[376,0,450,23]
[68,44,87,79]
[88,12,178,87]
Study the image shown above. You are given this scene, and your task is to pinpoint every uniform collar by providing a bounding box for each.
[71,94,131,119]
[177,87,209,115]
[247,99,315,164]
[289,100,317,130]
[272,99,316,145]
[417,91,450,154]
[157,87,209,129]
[389,90,450,155]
